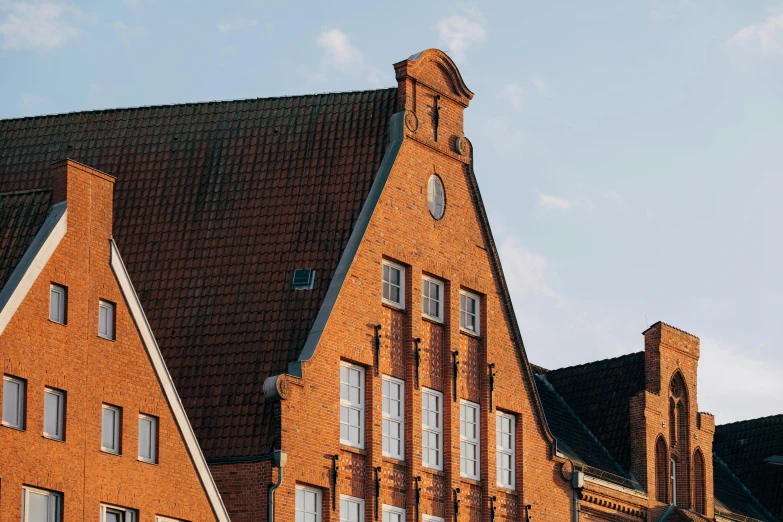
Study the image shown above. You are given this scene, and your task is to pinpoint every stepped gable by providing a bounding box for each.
[541,352,646,472]
[714,415,783,520]
[0,88,399,458]
[0,189,53,289]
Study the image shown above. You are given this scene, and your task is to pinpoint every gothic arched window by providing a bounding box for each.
[694,449,706,515]
[656,436,669,503]
[669,372,690,508]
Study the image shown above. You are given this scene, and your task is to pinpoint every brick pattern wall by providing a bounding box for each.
[210,460,271,522]
[0,161,219,522]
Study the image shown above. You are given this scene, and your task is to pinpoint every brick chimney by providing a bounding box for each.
[52,159,116,241]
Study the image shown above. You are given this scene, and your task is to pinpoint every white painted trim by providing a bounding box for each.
[110,240,230,522]
[421,275,444,323]
[0,201,67,336]
[382,260,406,309]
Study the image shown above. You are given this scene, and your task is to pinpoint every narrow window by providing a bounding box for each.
[296,485,322,522]
[43,388,65,441]
[101,504,137,522]
[382,261,405,308]
[422,276,444,322]
[693,450,706,515]
[382,505,405,522]
[382,376,404,460]
[655,436,668,503]
[101,404,121,454]
[138,414,158,463]
[427,175,446,220]
[2,375,25,429]
[340,362,364,449]
[460,400,480,480]
[671,458,677,505]
[22,487,61,522]
[459,291,479,335]
[49,284,67,324]
[496,412,515,489]
[339,495,364,522]
[422,388,443,470]
[98,300,116,340]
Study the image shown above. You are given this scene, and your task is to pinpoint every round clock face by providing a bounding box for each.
[428,175,446,220]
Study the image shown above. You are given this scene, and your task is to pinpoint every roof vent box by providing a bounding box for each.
[291,269,315,290]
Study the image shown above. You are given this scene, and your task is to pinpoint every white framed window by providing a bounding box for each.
[496,411,515,489]
[422,388,443,470]
[98,300,116,340]
[22,486,61,522]
[339,495,364,522]
[422,276,444,322]
[382,261,405,308]
[101,504,137,522]
[382,375,404,460]
[382,505,405,522]
[427,174,446,220]
[49,284,67,324]
[43,388,65,440]
[2,375,26,429]
[460,400,480,480]
[422,515,445,522]
[101,404,121,454]
[340,362,364,449]
[459,291,479,335]
[296,485,322,522]
[138,414,158,463]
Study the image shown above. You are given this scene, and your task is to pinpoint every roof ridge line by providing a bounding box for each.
[713,453,779,522]
[0,87,397,123]
[717,413,783,428]
[546,350,644,374]
[536,373,632,481]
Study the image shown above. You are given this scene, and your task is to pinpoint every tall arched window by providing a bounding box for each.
[693,449,706,515]
[669,398,677,445]
[656,436,669,503]
[669,372,690,508]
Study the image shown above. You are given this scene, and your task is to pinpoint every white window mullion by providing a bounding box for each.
[340,362,365,449]
[382,505,405,522]
[382,376,404,460]
[339,495,364,522]
[23,487,61,522]
[459,291,480,335]
[296,485,322,522]
[382,261,405,308]
[496,412,515,489]
[460,400,480,480]
[422,276,444,322]
[422,388,443,470]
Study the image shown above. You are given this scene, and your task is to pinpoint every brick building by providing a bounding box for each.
[0,49,780,522]
[0,160,230,522]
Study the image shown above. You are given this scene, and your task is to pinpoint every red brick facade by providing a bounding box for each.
[0,161,225,522]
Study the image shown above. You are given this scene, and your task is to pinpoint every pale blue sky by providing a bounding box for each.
[2,0,781,423]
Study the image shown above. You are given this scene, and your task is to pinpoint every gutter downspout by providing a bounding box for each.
[269,449,288,522]
[571,468,584,522]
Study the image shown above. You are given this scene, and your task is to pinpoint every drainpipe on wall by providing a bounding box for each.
[269,449,288,522]
[571,469,584,522]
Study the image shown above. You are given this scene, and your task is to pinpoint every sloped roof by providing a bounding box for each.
[0,89,399,458]
[0,189,52,290]
[714,415,783,521]
[540,352,646,472]
[713,454,777,522]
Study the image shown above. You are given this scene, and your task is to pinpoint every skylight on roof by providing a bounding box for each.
[292,269,315,290]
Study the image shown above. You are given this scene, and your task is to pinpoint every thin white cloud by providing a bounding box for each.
[728,8,783,55]
[499,236,566,308]
[315,28,384,87]
[217,16,257,34]
[436,10,485,63]
[19,91,44,109]
[535,190,572,213]
[0,2,81,50]
[498,83,524,111]
[532,75,547,94]
[111,21,144,44]
[480,117,524,156]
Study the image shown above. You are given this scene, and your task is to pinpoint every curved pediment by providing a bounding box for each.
[394,48,474,105]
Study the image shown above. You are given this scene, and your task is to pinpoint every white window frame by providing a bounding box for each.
[22,486,61,522]
[382,505,405,522]
[421,276,444,322]
[459,291,480,335]
[43,387,65,441]
[98,300,116,340]
[101,504,137,522]
[101,404,121,454]
[296,485,322,522]
[382,260,405,309]
[460,399,480,480]
[339,495,364,522]
[422,515,445,522]
[2,375,26,430]
[382,375,405,460]
[138,413,158,464]
[340,361,365,449]
[496,411,516,489]
[156,517,187,522]
[49,284,66,325]
[422,388,443,471]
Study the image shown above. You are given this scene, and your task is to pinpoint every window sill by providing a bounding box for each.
[48,319,67,326]
[460,328,481,339]
[1,422,25,432]
[138,458,158,466]
[495,486,517,496]
[382,301,406,313]
[459,476,481,486]
[43,434,65,443]
[421,467,445,477]
[340,444,367,456]
[97,334,116,342]
[382,456,406,466]
[100,448,122,456]
[422,315,444,326]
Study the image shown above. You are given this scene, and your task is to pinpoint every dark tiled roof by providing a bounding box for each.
[541,352,646,472]
[0,89,399,458]
[714,415,783,521]
[534,374,628,478]
[0,189,52,290]
[714,454,776,522]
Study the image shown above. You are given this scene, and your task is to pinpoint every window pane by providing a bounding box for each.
[139,417,152,460]
[27,490,50,522]
[105,511,121,522]
[3,378,20,426]
[44,390,62,437]
[102,408,116,450]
